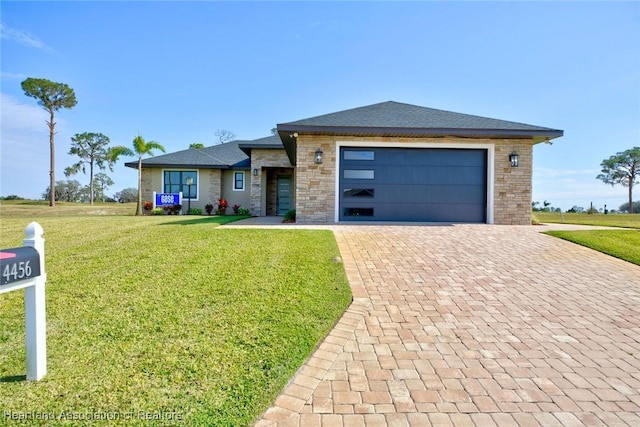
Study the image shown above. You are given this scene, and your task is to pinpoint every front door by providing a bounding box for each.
[277,175,292,215]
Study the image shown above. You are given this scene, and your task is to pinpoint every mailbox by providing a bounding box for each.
[1,246,41,286]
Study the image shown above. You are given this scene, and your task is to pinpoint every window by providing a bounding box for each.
[233,171,245,191]
[344,208,374,216]
[343,188,374,198]
[344,170,374,179]
[344,150,375,160]
[164,171,197,199]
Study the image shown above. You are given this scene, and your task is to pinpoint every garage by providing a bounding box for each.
[339,147,487,222]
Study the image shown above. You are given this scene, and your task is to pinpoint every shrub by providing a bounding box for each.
[283,209,296,223]
[143,200,153,213]
[163,204,182,215]
[188,208,202,215]
[237,207,250,216]
[152,207,164,215]
[232,204,241,214]
[216,198,228,215]
[205,204,214,215]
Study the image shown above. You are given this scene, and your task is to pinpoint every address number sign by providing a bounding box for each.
[0,247,41,286]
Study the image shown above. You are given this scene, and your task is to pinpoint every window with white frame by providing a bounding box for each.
[233,171,245,191]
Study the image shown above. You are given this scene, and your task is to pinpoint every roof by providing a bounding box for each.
[125,140,252,170]
[277,101,564,163]
[238,135,284,156]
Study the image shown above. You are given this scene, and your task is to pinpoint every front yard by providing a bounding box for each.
[0,215,352,426]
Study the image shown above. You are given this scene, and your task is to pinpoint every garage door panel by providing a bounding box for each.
[372,166,486,185]
[340,147,487,222]
[373,185,486,204]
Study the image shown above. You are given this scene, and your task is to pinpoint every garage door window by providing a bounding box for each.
[344,208,374,216]
[344,151,375,161]
[344,170,374,179]
[343,189,374,198]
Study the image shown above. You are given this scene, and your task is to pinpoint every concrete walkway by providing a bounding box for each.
[252,224,640,426]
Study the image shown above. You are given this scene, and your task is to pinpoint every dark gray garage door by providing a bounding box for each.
[339,147,487,222]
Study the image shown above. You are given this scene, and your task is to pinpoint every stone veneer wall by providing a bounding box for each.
[206,169,222,207]
[294,135,534,225]
[250,149,293,216]
[493,140,533,225]
[295,136,337,224]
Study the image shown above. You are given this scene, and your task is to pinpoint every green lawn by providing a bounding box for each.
[0,215,352,426]
[533,211,640,229]
[534,212,640,266]
[544,229,640,266]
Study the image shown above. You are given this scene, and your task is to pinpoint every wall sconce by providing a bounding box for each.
[253,168,259,176]
[509,152,519,167]
[314,148,324,164]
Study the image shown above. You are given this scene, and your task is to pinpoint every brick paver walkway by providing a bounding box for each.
[255,225,640,426]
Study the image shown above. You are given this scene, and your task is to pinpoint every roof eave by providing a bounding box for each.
[237,143,285,156]
[124,162,238,170]
[276,125,563,164]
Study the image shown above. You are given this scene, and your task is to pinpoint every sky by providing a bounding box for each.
[1,1,639,211]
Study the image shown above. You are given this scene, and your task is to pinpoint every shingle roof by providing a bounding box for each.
[238,135,284,156]
[125,140,252,169]
[276,101,564,164]
[278,101,562,136]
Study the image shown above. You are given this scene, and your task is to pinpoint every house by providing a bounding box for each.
[127,101,563,224]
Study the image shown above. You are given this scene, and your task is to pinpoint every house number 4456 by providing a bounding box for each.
[2,261,32,284]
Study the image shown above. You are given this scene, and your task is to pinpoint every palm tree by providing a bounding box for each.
[110,135,165,216]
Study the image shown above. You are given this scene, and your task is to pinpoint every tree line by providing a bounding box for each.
[19,77,239,214]
[18,77,639,215]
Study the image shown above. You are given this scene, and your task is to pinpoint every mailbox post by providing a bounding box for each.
[0,222,47,380]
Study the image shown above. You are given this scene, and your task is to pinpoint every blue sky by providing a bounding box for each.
[1,1,638,211]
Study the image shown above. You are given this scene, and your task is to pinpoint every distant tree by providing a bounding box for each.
[93,172,114,202]
[113,188,138,203]
[21,77,78,207]
[271,127,277,135]
[64,132,115,205]
[214,129,235,144]
[109,135,166,215]
[597,147,640,213]
[543,200,552,211]
[42,179,83,202]
[567,206,585,213]
[619,201,640,214]
[1,195,25,200]
[189,143,205,149]
[531,201,540,212]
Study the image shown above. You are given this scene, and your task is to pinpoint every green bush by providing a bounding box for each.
[152,207,164,215]
[188,208,202,215]
[283,209,296,222]
[237,207,251,216]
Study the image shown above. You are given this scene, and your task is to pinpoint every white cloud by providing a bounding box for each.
[0,21,53,51]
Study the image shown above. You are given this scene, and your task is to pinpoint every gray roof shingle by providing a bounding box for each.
[278,101,562,135]
[125,140,252,169]
[276,101,563,164]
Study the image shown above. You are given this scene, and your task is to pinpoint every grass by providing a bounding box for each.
[534,211,640,266]
[533,211,640,229]
[0,215,352,426]
[544,229,640,266]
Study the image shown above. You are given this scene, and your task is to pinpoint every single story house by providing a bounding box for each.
[126,101,563,224]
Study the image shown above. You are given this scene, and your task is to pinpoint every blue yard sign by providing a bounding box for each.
[154,193,181,207]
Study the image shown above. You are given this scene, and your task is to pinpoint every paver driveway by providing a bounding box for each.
[255,225,640,426]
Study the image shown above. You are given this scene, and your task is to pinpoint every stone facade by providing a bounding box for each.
[295,136,337,224]
[293,135,534,225]
[249,149,294,216]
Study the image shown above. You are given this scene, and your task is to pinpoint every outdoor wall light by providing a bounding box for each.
[315,148,324,164]
[253,168,259,176]
[509,152,519,167]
